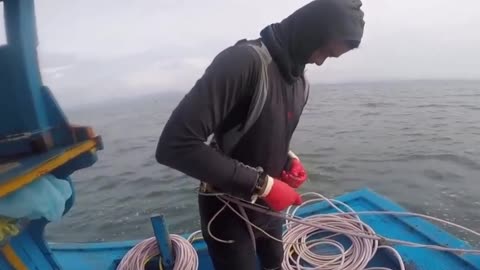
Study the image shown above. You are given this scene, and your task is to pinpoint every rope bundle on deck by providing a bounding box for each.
[281,193,404,270]
[116,234,198,270]
[117,192,480,270]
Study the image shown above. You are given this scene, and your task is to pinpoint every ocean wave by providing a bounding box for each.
[362,112,381,116]
[117,145,146,154]
[423,169,464,182]
[404,133,425,137]
[414,104,449,108]
[316,165,343,174]
[429,137,453,142]
[362,102,396,108]
[445,94,480,98]
[431,123,448,128]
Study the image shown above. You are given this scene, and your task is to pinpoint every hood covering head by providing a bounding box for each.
[260,0,365,83]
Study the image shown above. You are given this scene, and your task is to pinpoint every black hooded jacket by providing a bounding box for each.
[155,0,364,199]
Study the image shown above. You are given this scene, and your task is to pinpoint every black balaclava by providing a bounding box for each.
[260,0,365,83]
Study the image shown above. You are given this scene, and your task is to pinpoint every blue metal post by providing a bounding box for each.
[150,215,175,270]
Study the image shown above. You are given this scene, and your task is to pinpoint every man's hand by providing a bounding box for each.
[260,176,302,211]
[281,151,307,188]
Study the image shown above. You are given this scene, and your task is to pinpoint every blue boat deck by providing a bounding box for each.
[49,188,480,270]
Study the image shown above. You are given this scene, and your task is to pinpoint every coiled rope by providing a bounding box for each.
[116,234,198,270]
[282,193,404,270]
[117,192,480,270]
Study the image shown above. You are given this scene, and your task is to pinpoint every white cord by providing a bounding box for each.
[118,191,480,270]
[215,192,403,269]
[116,234,198,270]
[281,193,404,270]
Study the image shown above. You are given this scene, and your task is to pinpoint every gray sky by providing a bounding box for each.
[2,0,480,106]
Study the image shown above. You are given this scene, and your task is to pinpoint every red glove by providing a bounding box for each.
[261,176,303,212]
[281,156,307,188]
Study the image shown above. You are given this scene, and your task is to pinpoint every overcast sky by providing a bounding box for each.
[2,0,480,106]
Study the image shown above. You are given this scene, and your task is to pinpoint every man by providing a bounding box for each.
[155,0,365,269]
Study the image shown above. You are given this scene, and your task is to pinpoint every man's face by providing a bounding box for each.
[307,40,352,66]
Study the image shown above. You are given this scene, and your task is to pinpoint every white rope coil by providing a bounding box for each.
[116,234,198,270]
[282,193,404,270]
[117,191,480,270]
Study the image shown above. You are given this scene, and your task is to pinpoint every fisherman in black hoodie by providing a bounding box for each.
[156,0,365,269]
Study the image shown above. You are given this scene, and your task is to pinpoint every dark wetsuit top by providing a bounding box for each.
[155,1,365,268]
[155,0,364,200]
[155,39,308,200]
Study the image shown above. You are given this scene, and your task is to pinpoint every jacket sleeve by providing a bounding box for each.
[155,45,261,199]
